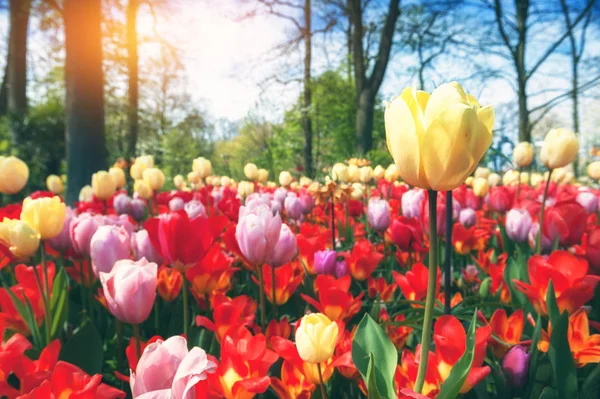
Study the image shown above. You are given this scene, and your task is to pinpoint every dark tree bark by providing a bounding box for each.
[6,0,30,143]
[126,0,139,160]
[0,57,7,116]
[348,0,400,154]
[302,0,314,177]
[64,0,107,204]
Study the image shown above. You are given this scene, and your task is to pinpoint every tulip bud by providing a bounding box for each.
[295,313,339,363]
[46,174,64,194]
[113,193,132,215]
[479,277,491,298]
[257,168,269,183]
[465,176,474,186]
[313,250,337,275]
[488,173,501,187]
[347,164,360,182]
[90,225,131,275]
[130,198,147,222]
[137,155,154,168]
[332,163,348,181]
[244,163,259,181]
[79,185,94,203]
[335,259,349,278]
[540,128,579,169]
[237,181,254,198]
[513,142,534,168]
[472,177,489,198]
[474,167,491,179]
[402,189,425,219]
[100,258,157,324]
[130,161,146,180]
[47,207,74,252]
[367,199,391,232]
[0,156,29,194]
[359,166,373,183]
[92,171,117,200]
[236,204,283,265]
[503,345,530,388]
[284,194,303,220]
[269,224,297,267]
[279,171,293,187]
[109,167,126,189]
[502,170,520,186]
[131,229,163,264]
[184,199,206,220]
[173,174,185,189]
[384,164,399,182]
[0,218,40,259]
[505,209,532,243]
[530,173,544,187]
[459,208,477,228]
[134,179,153,200]
[143,168,165,191]
[21,196,67,240]
[576,191,598,213]
[373,165,385,180]
[587,161,600,180]
[169,197,185,212]
[193,157,212,178]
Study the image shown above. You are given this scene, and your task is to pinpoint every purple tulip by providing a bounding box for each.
[113,193,132,216]
[506,209,533,243]
[335,260,349,278]
[130,198,147,222]
[90,225,131,275]
[367,199,391,232]
[459,208,477,228]
[503,345,530,388]
[274,187,288,203]
[314,250,337,275]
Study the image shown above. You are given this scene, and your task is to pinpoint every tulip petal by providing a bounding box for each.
[385,96,424,188]
[424,82,467,128]
[477,105,495,133]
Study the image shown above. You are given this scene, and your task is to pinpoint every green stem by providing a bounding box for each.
[443,191,453,315]
[39,243,52,343]
[318,362,328,399]
[87,258,94,322]
[78,261,87,320]
[257,264,266,330]
[182,276,189,336]
[271,265,278,319]
[154,299,160,334]
[33,258,51,345]
[415,189,438,394]
[116,320,123,376]
[536,170,553,255]
[132,323,142,360]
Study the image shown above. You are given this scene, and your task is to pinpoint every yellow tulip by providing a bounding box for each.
[142,167,165,191]
[174,174,185,189]
[20,196,66,240]
[193,157,212,179]
[332,163,348,182]
[347,164,360,182]
[221,176,231,187]
[0,156,29,194]
[257,169,269,183]
[130,161,146,180]
[79,185,94,202]
[109,167,126,189]
[386,82,494,191]
[520,172,529,184]
[385,164,399,182]
[530,173,544,187]
[474,167,491,179]
[46,174,64,194]
[472,177,489,197]
[134,179,153,199]
[513,142,534,168]
[465,176,474,186]
[587,161,600,180]
[373,165,385,180]
[299,176,313,186]
[351,183,364,200]
[136,155,154,168]
[295,313,339,364]
[540,128,579,170]
[237,181,254,198]
[502,170,520,186]
[279,171,293,187]
[92,171,117,200]
[244,163,259,181]
[0,218,40,259]
[359,166,374,183]
[488,173,501,186]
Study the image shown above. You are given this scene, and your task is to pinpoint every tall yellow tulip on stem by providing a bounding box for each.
[385,82,494,393]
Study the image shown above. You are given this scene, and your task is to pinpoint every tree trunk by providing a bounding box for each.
[515,0,530,143]
[7,0,30,146]
[346,17,352,84]
[126,0,139,160]
[64,0,107,204]
[302,0,314,177]
[517,70,530,142]
[356,89,375,153]
[0,59,7,116]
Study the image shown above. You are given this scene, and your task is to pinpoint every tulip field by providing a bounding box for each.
[1,82,600,399]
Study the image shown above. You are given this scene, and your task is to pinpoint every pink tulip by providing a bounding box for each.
[576,191,598,213]
[105,214,135,236]
[169,197,185,212]
[274,187,288,203]
[130,336,215,399]
[503,345,530,388]
[367,199,391,232]
[401,189,425,219]
[284,194,303,220]
[90,225,131,275]
[184,200,206,220]
[505,209,532,243]
[298,190,315,214]
[70,213,106,257]
[459,208,476,228]
[269,224,297,267]
[131,229,164,265]
[48,206,74,252]
[236,204,282,265]
[314,250,337,275]
[100,258,157,324]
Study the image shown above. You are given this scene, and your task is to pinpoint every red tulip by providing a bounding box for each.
[543,200,588,247]
[389,217,427,252]
[489,186,513,213]
[586,226,600,273]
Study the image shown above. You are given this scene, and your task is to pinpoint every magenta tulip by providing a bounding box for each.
[503,345,530,388]
[100,258,157,324]
[314,250,337,275]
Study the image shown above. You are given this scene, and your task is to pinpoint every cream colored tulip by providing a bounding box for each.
[174,174,185,189]
[220,176,231,187]
[373,165,385,180]
[134,179,153,199]
[332,163,348,182]
[21,196,66,240]
[237,181,254,198]
[142,167,165,191]
[136,155,154,168]
[347,164,360,182]
[472,177,489,197]
[299,176,313,186]
[540,128,579,169]
[513,142,534,168]
[244,163,259,181]
[109,167,126,189]
[0,156,29,194]
[79,185,94,202]
[385,82,494,191]
[359,166,374,183]
[530,173,544,187]
[502,170,520,186]
[92,171,117,200]
[385,164,400,182]
[474,167,491,179]
[257,169,269,183]
[488,173,501,186]
[130,161,146,180]
[587,161,600,180]
[193,157,212,179]
[279,171,293,187]
[0,218,40,259]
[295,313,339,364]
[46,175,64,194]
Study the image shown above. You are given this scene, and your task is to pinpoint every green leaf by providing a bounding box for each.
[582,363,600,399]
[352,314,397,399]
[524,314,542,399]
[6,288,43,348]
[365,353,385,399]
[504,257,528,308]
[538,387,557,399]
[545,280,578,398]
[437,309,478,399]
[60,322,103,375]
[49,268,69,338]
